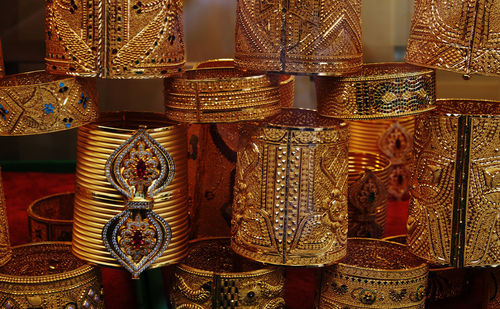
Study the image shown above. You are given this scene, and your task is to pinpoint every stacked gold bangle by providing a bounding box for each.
[28,192,74,242]
[315,63,436,119]
[164,67,281,123]
[0,167,10,267]
[348,152,391,238]
[0,71,98,135]
[319,238,428,309]
[408,99,500,267]
[171,237,285,309]
[0,242,103,308]
[232,108,349,266]
[72,112,189,269]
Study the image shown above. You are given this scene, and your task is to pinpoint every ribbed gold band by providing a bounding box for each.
[0,166,10,267]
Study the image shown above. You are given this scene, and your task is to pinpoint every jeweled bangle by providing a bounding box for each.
[406,0,500,77]
[319,238,428,309]
[0,167,11,267]
[0,242,103,309]
[28,192,74,242]
[232,108,349,266]
[45,0,184,78]
[348,152,391,238]
[0,71,98,135]
[408,99,500,267]
[72,112,189,274]
[316,63,435,120]
[234,0,362,75]
[171,237,285,309]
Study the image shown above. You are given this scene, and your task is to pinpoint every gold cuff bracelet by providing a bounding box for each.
[28,192,74,242]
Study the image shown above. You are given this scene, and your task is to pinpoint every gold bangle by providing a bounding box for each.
[0,242,103,309]
[405,0,500,77]
[0,71,98,135]
[45,0,184,78]
[316,63,436,120]
[232,108,349,266]
[27,192,74,242]
[408,99,500,267]
[234,0,362,75]
[73,112,189,277]
[0,166,11,267]
[319,238,428,309]
[348,152,391,238]
[171,237,285,309]
[164,67,281,123]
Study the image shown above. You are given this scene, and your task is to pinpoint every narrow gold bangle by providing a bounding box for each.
[0,166,11,266]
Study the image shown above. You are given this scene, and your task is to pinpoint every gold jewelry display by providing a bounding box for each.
[164,67,281,123]
[0,71,98,135]
[406,0,500,77]
[348,152,391,238]
[45,0,184,78]
[319,238,428,309]
[234,0,363,75]
[408,99,500,267]
[232,108,349,266]
[72,112,189,276]
[0,242,103,309]
[171,237,285,309]
[315,63,436,119]
[28,192,74,242]
[0,167,11,267]
[349,116,415,200]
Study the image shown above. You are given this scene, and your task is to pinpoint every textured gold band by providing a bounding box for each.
[348,152,391,238]
[0,71,98,135]
[28,192,74,242]
[408,99,500,267]
[316,63,435,120]
[0,242,104,309]
[0,167,11,267]
[232,108,349,266]
[72,112,189,268]
[319,238,428,309]
[164,67,281,123]
[171,237,285,309]
[45,0,185,78]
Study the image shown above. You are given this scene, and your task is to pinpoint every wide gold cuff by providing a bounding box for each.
[27,192,74,242]
[0,242,103,309]
[234,0,362,75]
[406,0,500,77]
[164,67,282,123]
[0,71,98,135]
[316,63,435,120]
[45,0,184,78]
[319,238,428,309]
[72,112,189,271]
[171,237,285,309]
[348,152,391,238]
[408,99,500,267]
[232,108,349,266]
[0,167,11,267]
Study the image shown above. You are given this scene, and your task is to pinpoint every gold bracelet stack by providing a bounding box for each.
[0,71,98,135]
[0,242,103,309]
[349,116,415,199]
[348,152,391,238]
[408,99,500,267]
[45,0,185,78]
[319,238,428,309]
[164,67,281,123]
[406,0,500,77]
[234,0,362,75]
[72,112,189,276]
[0,167,11,267]
[28,192,74,242]
[171,237,285,309]
[315,63,436,119]
[232,108,349,266]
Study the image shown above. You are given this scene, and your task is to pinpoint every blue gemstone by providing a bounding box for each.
[59,82,64,87]
[65,123,71,128]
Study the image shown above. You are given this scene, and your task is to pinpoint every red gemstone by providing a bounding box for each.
[136,159,147,179]
[132,230,144,249]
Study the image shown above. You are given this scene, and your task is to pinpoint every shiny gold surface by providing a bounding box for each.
[408,99,500,267]
[319,238,428,309]
[45,0,185,78]
[0,167,10,267]
[232,109,349,266]
[171,237,285,308]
